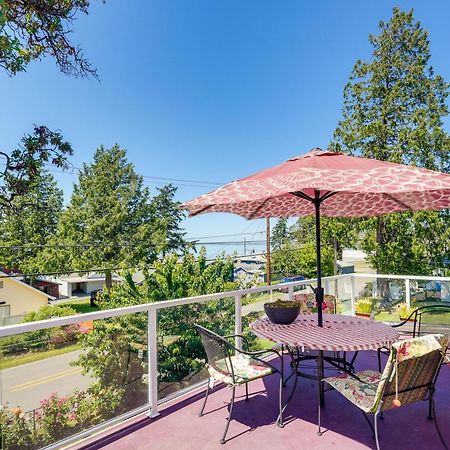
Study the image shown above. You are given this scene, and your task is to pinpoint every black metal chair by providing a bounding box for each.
[377,303,450,372]
[195,324,286,444]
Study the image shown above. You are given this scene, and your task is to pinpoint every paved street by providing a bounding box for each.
[1,350,92,412]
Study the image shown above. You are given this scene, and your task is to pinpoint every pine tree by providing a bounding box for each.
[331,7,450,277]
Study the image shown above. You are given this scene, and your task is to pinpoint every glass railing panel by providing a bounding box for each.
[0,312,148,449]
[156,296,235,401]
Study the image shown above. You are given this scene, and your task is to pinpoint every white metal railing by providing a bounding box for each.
[1,272,450,449]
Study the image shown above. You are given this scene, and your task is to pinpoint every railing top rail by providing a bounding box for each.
[1,271,450,337]
[0,276,331,337]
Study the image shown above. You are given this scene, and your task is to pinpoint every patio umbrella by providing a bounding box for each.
[183,148,450,327]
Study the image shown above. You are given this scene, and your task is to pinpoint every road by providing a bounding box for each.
[1,350,92,412]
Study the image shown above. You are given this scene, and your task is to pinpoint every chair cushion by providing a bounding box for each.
[208,354,274,385]
[292,293,336,314]
[324,369,382,413]
[392,334,442,362]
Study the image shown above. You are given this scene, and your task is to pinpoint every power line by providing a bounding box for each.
[45,164,225,187]
[187,231,265,240]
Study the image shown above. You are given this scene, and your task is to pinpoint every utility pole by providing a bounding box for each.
[266,218,271,285]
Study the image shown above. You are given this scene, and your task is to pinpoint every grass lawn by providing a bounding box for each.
[58,298,99,314]
[0,343,81,370]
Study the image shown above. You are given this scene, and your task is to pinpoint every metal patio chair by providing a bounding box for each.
[195,324,285,444]
[319,334,449,450]
[377,303,450,372]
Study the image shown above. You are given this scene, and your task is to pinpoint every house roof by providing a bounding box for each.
[0,272,55,301]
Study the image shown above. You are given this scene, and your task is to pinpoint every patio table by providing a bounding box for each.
[251,314,400,407]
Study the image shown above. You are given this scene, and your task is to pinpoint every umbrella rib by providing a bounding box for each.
[383,193,412,211]
[248,198,271,219]
[189,204,213,216]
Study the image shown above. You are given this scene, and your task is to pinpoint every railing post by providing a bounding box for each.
[147,307,159,418]
[234,294,242,351]
[288,285,294,300]
[324,280,329,295]
[405,278,411,309]
[350,274,356,316]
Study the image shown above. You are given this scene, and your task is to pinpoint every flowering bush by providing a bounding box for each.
[0,389,122,449]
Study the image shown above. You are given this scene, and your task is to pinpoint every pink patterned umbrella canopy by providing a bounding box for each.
[183,148,450,219]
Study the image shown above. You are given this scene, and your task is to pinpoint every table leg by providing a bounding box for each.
[318,350,325,408]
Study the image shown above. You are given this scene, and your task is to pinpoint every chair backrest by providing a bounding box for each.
[195,324,235,380]
[292,293,337,314]
[370,334,448,413]
[411,304,450,340]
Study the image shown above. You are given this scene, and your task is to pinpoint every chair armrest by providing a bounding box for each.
[223,333,251,350]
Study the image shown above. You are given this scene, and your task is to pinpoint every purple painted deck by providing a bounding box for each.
[79,351,450,450]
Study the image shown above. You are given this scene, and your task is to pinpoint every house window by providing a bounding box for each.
[0,281,3,288]
[0,304,10,317]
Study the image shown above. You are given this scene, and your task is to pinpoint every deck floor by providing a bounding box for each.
[78,351,450,450]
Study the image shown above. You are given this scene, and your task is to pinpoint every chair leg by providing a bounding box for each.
[277,372,284,428]
[431,398,448,450]
[374,411,381,450]
[245,382,249,401]
[199,380,211,417]
[377,348,382,373]
[220,386,236,444]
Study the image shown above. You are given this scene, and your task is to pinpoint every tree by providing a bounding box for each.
[331,7,450,280]
[272,241,334,279]
[271,218,289,251]
[76,249,250,413]
[0,126,72,209]
[150,184,189,257]
[51,145,158,288]
[0,0,100,77]
[0,170,63,272]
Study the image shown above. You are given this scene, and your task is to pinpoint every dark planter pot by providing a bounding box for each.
[355,312,371,319]
[264,303,300,325]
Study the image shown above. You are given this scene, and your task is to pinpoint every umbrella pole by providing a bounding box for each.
[314,192,324,327]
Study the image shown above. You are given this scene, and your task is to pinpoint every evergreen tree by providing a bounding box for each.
[52,145,158,288]
[331,7,450,277]
[271,218,289,251]
[0,170,63,272]
[150,184,188,257]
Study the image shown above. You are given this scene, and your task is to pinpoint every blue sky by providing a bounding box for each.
[2,1,450,257]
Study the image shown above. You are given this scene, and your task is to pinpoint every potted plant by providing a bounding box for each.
[396,302,415,321]
[264,300,301,325]
[355,298,373,318]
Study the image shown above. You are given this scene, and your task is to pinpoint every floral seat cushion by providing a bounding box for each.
[324,370,382,413]
[325,334,446,414]
[208,354,273,385]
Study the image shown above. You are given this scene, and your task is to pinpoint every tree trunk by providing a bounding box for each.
[105,270,113,290]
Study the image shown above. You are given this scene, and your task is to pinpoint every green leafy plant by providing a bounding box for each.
[396,302,414,319]
[355,298,375,315]
[264,300,299,308]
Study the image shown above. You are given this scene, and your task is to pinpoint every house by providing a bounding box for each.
[47,272,122,298]
[0,271,51,322]
[233,255,266,284]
